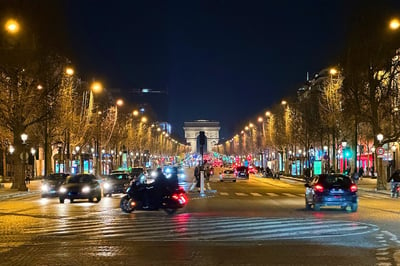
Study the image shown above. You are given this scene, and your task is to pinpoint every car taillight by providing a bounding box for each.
[350,184,358,192]
[314,184,324,193]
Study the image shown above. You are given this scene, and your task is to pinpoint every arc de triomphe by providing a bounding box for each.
[183,120,220,153]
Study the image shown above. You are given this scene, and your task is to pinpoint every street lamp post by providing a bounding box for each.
[30,147,36,179]
[21,133,28,190]
[341,140,347,173]
[391,144,396,174]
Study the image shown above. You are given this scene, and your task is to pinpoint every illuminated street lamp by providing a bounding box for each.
[389,18,400,30]
[5,19,20,34]
[65,67,74,76]
[377,133,384,143]
[21,133,28,189]
[91,81,103,93]
[329,68,338,75]
[30,147,36,178]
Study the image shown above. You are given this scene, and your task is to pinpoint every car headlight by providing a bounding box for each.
[82,186,90,193]
[59,187,67,193]
[41,184,49,192]
[103,182,111,189]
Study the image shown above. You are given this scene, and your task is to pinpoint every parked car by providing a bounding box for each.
[58,174,102,203]
[305,173,358,212]
[219,169,237,182]
[41,173,69,197]
[235,166,249,179]
[102,173,131,197]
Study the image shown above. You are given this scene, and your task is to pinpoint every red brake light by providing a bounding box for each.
[314,184,324,193]
[350,184,358,192]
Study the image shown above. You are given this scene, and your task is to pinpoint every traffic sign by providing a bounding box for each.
[376,147,384,156]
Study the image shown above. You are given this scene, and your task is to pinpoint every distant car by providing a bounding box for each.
[130,167,145,179]
[102,173,131,197]
[219,169,237,182]
[235,166,249,179]
[248,166,257,174]
[41,173,69,197]
[305,173,358,212]
[58,174,102,203]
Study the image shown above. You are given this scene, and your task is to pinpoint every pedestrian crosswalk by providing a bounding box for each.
[25,214,379,241]
[214,191,390,199]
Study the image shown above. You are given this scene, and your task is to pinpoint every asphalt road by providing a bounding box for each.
[0,169,399,265]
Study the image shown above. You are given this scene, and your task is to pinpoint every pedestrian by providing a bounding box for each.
[358,167,364,179]
[25,174,31,184]
[190,165,200,191]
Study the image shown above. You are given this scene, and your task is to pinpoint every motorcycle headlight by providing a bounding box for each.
[59,187,67,193]
[103,182,111,189]
[82,186,90,193]
[41,184,49,192]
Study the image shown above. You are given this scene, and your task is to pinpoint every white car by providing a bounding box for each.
[219,169,237,182]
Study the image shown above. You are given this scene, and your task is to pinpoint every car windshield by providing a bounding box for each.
[108,174,129,180]
[45,174,66,181]
[66,175,94,184]
[224,170,234,174]
[318,175,352,188]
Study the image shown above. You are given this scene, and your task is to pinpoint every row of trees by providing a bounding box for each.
[216,4,400,189]
[0,16,187,191]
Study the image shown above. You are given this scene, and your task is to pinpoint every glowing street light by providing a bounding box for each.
[329,68,338,75]
[389,18,400,30]
[91,81,103,93]
[5,19,20,34]
[116,99,124,106]
[65,67,74,76]
[377,133,384,143]
[21,133,28,144]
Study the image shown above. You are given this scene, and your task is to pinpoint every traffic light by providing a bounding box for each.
[344,147,352,158]
[199,131,205,145]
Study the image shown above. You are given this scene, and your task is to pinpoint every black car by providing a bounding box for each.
[305,173,358,212]
[235,166,249,179]
[41,173,68,197]
[130,167,145,179]
[58,174,102,203]
[102,173,131,197]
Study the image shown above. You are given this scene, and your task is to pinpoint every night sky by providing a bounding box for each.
[44,1,400,139]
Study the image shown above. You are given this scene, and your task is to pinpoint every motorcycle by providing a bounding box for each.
[391,183,400,198]
[120,180,188,214]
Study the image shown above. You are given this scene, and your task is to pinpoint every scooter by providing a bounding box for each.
[120,181,188,214]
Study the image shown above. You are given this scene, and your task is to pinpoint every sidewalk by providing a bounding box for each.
[0,179,41,200]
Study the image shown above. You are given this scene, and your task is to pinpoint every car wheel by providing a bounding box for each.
[314,204,321,211]
[96,194,102,203]
[59,197,64,204]
[70,199,74,203]
[351,203,358,212]
[220,180,223,182]
[233,180,236,182]
[89,197,94,202]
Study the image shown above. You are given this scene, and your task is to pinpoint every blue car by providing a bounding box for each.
[305,173,358,212]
